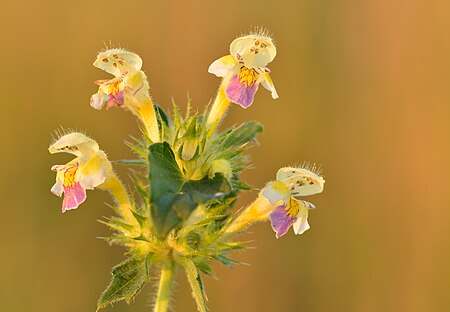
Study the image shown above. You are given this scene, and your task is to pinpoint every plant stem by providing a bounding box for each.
[154,261,175,312]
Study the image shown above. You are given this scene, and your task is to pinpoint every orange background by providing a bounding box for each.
[1,0,449,311]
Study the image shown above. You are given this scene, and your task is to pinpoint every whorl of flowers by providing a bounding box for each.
[48,29,325,312]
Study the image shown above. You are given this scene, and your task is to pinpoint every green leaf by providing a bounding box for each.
[97,256,150,311]
[213,254,240,267]
[217,241,251,251]
[130,210,147,228]
[182,174,231,204]
[154,104,169,128]
[149,142,185,196]
[152,193,196,237]
[172,103,183,129]
[183,258,208,312]
[220,121,263,150]
[134,178,149,204]
[177,215,225,237]
[114,159,147,166]
[98,217,135,233]
[149,142,232,238]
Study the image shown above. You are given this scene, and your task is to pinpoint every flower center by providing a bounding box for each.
[108,80,124,96]
[238,66,258,87]
[285,197,300,218]
[63,166,78,187]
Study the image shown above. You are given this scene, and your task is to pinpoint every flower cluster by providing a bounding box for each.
[48,30,325,312]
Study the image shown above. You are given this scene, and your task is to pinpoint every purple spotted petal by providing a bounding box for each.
[62,182,87,213]
[107,90,125,109]
[269,205,298,238]
[225,73,259,108]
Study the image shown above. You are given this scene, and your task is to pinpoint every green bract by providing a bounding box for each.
[98,106,263,311]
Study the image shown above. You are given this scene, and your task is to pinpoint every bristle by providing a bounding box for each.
[50,127,89,145]
[249,25,272,38]
[287,162,324,176]
[234,26,274,42]
[299,162,324,176]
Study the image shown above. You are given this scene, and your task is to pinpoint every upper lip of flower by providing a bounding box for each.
[229,34,277,69]
[49,133,100,160]
[48,145,58,154]
[93,48,143,77]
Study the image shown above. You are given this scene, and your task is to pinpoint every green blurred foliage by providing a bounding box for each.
[1,0,449,311]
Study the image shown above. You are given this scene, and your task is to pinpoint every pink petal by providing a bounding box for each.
[106,90,125,109]
[225,73,259,108]
[269,205,297,238]
[62,182,87,213]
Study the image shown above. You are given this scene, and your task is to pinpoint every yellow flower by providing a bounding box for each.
[262,166,325,238]
[90,49,148,111]
[208,34,278,108]
[49,133,113,212]
[90,48,160,142]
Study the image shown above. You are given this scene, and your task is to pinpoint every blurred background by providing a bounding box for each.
[1,0,449,311]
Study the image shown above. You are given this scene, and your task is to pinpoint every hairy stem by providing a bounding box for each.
[219,196,272,242]
[137,99,160,143]
[101,175,137,226]
[154,261,175,312]
[206,83,230,135]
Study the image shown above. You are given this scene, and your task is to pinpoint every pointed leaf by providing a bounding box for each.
[154,104,169,128]
[183,258,208,312]
[220,121,263,149]
[97,256,150,310]
[114,159,147,166]
[149,142,185,196]
[182,174,231,204]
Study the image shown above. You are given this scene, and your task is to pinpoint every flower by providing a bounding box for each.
[90,49,149,111]
[262,166,325,238]
[208,34,278,108]
[90,48,161,143]
[49,132,113,212]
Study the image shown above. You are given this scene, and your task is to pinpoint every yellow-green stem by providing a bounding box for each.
[206,83,230,136]
[154,261,175,312]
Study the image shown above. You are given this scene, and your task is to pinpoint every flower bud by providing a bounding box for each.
[208,159,232,179]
